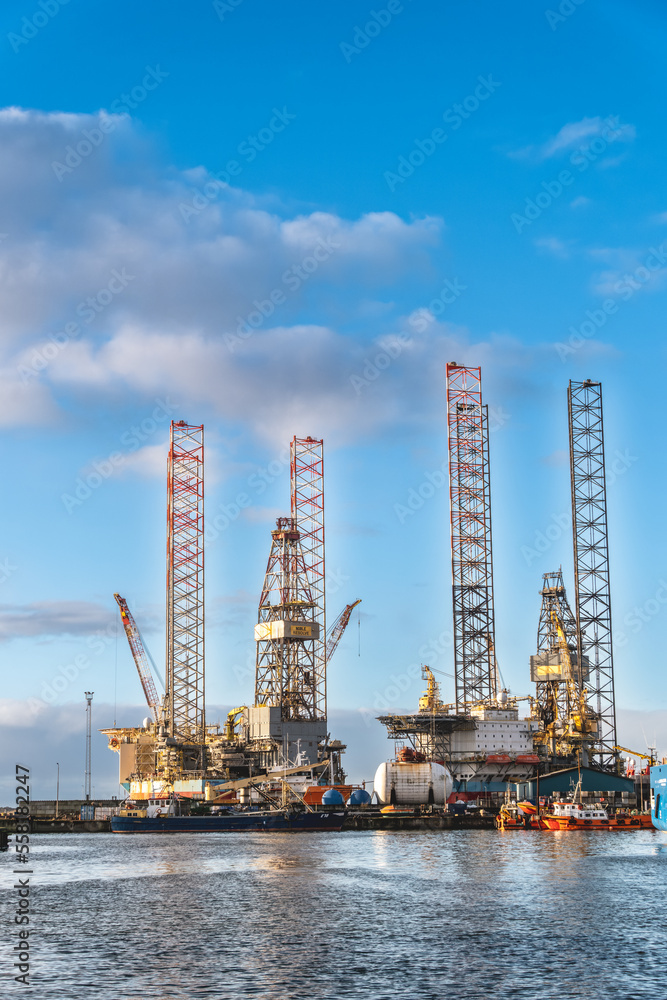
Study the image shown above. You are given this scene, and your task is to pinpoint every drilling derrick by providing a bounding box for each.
[290,437,326,717]
[254,517,321,720]
[446,363,497,711]
[249,441,330,770]
[568,380,618,770]
[530,569,595,758]
[165,420,205,745]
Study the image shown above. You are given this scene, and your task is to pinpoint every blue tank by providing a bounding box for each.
[322,789,345,806]
[347,788,371,806]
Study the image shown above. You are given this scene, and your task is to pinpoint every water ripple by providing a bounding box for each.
[2,830,666,999]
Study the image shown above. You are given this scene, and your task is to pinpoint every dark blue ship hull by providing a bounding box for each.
[111,809,344,833]
[650,765,667,831]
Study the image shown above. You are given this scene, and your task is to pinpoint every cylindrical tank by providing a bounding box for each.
[322,788,345,807]
[373,761,453,807]
[347,788,372,807]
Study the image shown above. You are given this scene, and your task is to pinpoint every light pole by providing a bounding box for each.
[56,762,60,818]
[84,692,94,802]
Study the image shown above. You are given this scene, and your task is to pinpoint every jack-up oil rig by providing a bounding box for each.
[379,367,621,786]
[103,425,357,802]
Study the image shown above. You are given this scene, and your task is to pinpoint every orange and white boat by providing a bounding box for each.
[541,800,610,830]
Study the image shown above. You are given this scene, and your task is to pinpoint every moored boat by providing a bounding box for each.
[495,804,531,830]
[111,804,344,833]
[540,800,609,830]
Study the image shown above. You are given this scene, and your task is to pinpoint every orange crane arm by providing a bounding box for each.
[326,599,361,663]
[114,593,161,723]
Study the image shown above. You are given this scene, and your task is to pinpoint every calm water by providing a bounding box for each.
[2,829,667,999]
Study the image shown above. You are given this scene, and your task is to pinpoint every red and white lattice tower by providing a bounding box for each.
[446,363,497,711]
[290,437,326,719]
[165,421,205,743]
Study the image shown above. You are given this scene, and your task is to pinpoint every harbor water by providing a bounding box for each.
[3,829,667,999]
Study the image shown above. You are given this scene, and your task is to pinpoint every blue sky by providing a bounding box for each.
[1,0,667,797]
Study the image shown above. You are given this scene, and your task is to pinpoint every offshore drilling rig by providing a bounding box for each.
[379,363,540,784]
[103,425,356,801]
[379,367,621,783]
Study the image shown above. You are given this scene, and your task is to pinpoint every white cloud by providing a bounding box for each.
[534,236,572,259]
[109,440,168,479]
[510,115,635,163]
[0,107,447,437]
[0,600,115,641]
[0,109,578,450]
[44,316,537,447]
[587,244,667,296]
[542,117,620,157]
[541,449,568,467]
[0,369,60,425]
[0,697,50,727]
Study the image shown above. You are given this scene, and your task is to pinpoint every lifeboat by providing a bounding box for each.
[380,805,415,817]
[396,747,427,763]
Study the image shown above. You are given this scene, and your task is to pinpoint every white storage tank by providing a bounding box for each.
[374,761,453,807]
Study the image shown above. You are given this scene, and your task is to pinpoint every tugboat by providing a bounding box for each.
[540,799,610,830]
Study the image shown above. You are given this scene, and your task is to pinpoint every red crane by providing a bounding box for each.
[326,599,361,663]
[114,593,162,724]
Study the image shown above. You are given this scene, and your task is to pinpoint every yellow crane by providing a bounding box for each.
[540,607,596,754]
[613,745,656,767]
[224,707,246,741]
[418,666,445,713]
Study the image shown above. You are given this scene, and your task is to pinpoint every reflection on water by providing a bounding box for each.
[2,829,666,999]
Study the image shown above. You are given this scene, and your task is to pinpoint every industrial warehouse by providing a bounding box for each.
[95,364,649,833]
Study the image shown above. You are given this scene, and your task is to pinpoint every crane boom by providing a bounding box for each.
[114,593,161,723]
[326,599,361,662]
[613,745,656,765]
